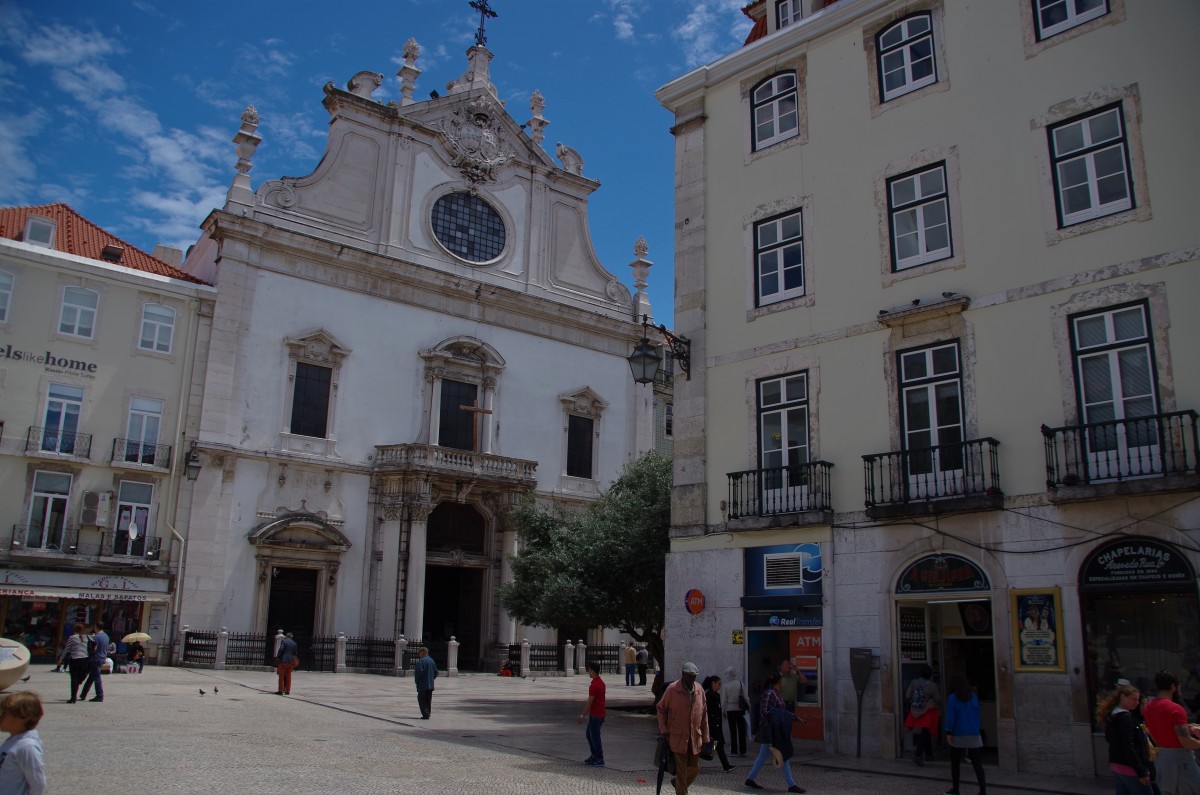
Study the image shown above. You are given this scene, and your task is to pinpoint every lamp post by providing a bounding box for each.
[627,314,690,383]
[184,441,202,481]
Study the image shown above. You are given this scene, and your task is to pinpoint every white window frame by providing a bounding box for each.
[776,0,802,30]
[1049,104,1133,228]
[751,72,799,151]
[113,480,153,557]
[888,163,951,270]
[757,372,810,508]
[877,13,937,101]
[24,217,55,248]
[26,470,71,549]
[899,342,964,498]
[42,383,84,454]
[1034,0,1108,40]
[138,303,175,353]
[559,387,607,490]
[58,286,98,339]
[755,209,806,306]
[281,329,350,457]
[0,270,12,323]
[124,397,164,465]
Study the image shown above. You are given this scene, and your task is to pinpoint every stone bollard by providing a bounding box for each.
[214,627,229,670]
[178,624,189,665]
[448,636,460,677]
[394,634,408,677]
[576,639,587,675]
[520,638,531,678]
[273,628,284,660]
[335,632,347,673]
[564,640,575,675]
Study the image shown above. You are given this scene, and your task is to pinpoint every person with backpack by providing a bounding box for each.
[905,664,940,766]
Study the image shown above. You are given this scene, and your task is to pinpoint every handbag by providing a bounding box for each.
[739,693,751,712]
[1141,724,1158,762]
[291,657,301,669]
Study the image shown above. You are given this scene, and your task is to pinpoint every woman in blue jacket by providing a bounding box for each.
[942,672,986,795]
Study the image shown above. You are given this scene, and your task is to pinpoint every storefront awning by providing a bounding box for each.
[0,585,171,603]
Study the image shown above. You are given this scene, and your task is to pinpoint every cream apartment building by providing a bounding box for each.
[657,0,1199,777]
[0,204,214,664]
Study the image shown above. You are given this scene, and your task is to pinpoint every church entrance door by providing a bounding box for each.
[423,565,484,670]
[266,567,318,664]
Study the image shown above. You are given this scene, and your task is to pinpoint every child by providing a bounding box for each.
[0,690,47,795]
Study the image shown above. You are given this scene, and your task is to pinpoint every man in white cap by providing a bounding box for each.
[657,661,710,795]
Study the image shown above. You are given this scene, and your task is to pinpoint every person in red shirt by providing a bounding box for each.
[578,661,606,766]
[1142,670,1200,795]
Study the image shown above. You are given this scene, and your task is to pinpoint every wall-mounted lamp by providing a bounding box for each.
[628,314,691,384]
[184,441,203,481]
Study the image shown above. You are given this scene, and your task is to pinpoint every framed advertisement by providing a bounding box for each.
[1011,588,1065,672]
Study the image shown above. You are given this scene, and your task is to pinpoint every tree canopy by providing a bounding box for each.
[497,450,670,665]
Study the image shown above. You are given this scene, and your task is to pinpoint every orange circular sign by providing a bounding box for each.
[685,589,705,614]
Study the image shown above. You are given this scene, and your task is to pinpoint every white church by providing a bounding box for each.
[175,32,662,668]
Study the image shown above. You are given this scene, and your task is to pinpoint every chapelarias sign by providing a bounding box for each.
[2,345,98,377]
[897,554,990,594]
[1081,537,1195,589]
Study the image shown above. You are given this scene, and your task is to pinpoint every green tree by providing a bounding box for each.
[498,450,670,670]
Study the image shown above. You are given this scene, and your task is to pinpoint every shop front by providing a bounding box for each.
[742,542,825,741]
[0,570,171,664]
[894,553,997,763]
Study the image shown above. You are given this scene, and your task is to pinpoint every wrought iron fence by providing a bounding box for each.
[307,635,337,672]
[1042,410,1199,487]
[344,636,396,670]
[26,426,92,457]
[182,630,217,666]
[226,631,273,667]
[727,461,835,518]
[863,437,1001,507]
[585,644,621,674]
[111,437,172,469]
[526,643,564,672]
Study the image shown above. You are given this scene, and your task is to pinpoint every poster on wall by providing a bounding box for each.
[1011,588,1065,672]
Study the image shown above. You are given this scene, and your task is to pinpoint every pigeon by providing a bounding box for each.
[20,676,31,682]
[213,686,219,693]
[199,688,206,696]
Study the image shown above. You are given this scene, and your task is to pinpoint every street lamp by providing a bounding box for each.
[184,441,202,481]
[627,314,691,383]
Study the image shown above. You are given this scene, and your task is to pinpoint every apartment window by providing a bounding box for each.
[899,342,963,476]
[290,362,332,439]
[58,286,98,338]
[113,481,152,556]
[24,217,55,248]
[758,372,809,476]
[26,471,71,549]
[751,72,799,151]
[139,303,175,353]
[1071,303,1157,460]
[776,0,802,29]
[567,415,595,479]
[125,397,163,465]
[755,210,805,305]
[0,271,12,322]
[42,384,83,454]
[888,163,951,270]
[1034,0,1107,40]
[665,403,674,437]
[1049,105,1132,227]
[877,13,937,101]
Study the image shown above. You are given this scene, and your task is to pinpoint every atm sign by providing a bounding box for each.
[685,589,705,614]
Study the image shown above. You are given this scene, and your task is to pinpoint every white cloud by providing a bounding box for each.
[671,0,752,68]
[609,0,641,42]
[0,108,49,203]
[262,111,324,167]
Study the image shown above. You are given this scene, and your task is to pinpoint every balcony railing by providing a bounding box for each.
[10,524,79,553]
[374,443,538,484]
[863,437,1001,508]
[26,426,92,457]
[727,461,835,518]
[1042,410,1199,488]
[100,531,162,560]
[111,437,172,469]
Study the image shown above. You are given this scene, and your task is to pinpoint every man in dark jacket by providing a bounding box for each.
[414,646,438,719]
[275,632,298,695]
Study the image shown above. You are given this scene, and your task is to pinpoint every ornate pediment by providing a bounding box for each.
[436,98,516,185]
[284,328,352,364]
[559,386,609,417]
[247,511,352,551]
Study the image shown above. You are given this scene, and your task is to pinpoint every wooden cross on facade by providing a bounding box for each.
[459,400,493,452]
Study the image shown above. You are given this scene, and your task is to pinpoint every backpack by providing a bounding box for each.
[909,681,929,715]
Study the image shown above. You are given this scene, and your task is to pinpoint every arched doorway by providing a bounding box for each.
[424,502,488,670]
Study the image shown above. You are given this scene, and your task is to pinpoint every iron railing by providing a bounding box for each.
[26,426,92,457]
[226,632,273,667]
[863,437,1001,507]
[111,437,172,469]
[727,461,835,518]
[1042,410,1199,488]
[526,643,565,672]
[344,636,396,670]
[308,635,337,672]
[182,630,217,666]
[10,524,79,553]
[584,644,622,674]
[100,531,161,559]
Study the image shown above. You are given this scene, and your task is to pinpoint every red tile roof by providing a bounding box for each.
[0,203,208,285]
[743,1,767,45]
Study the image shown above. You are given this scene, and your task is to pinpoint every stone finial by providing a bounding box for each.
[446,44,500,101]
[403,38,420,64]
[398,38,423,106]
[555,141,583,175]
[228,105,263,206]
[634,236,649,259]
[525,89,549,147]
[630,236,653,320]
[348,70,383,99]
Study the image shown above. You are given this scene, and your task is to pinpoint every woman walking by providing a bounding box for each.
[744,672,806,793]
[1098,683,1153,794]
[942,673,987,795]
[904,664,940,766]
[721,667,748,756]
[702,675,735,772]
[56,623,90,703]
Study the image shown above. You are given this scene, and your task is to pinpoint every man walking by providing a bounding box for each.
[624,642,637,686]
[657,661,710,795]
[414,646,438,719]
[274,632,298,695]
[78,621,109,703]
[577,661,606,766]
[636,645,649,686]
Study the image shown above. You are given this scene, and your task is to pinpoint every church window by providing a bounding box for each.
[431,192,506,263]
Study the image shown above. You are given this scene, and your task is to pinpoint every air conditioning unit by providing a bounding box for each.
[80,491,113,527]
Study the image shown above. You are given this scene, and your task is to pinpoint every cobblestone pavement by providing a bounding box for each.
[8,666,1105,795]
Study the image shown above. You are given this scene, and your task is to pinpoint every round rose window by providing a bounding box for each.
[431,192,506,263]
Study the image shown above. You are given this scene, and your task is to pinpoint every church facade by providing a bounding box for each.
[176,41,659,667]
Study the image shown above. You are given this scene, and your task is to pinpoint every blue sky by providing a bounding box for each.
[0,0,754,326]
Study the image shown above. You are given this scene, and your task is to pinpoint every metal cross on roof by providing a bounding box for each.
[469,0,497,47]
